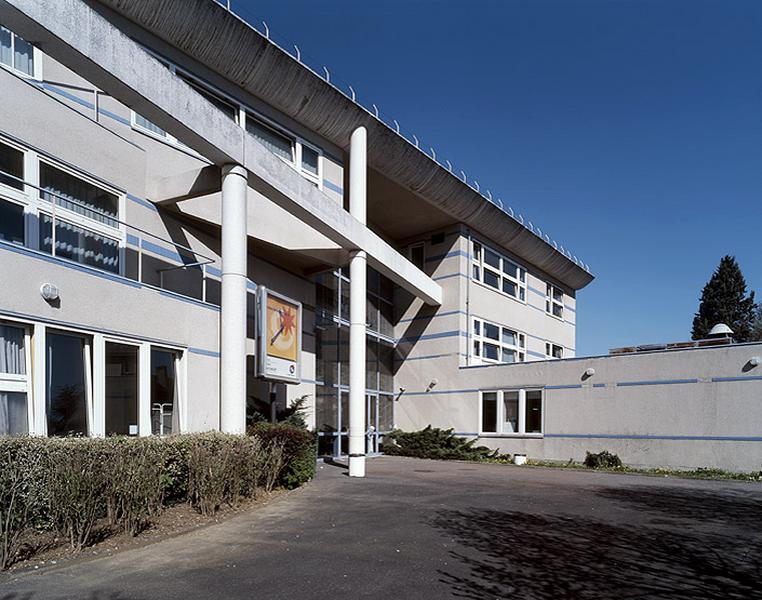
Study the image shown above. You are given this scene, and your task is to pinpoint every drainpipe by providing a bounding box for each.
[348,126,367,477]
[220,164,248,434]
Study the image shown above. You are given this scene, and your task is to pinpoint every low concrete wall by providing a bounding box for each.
[396,343,762,472]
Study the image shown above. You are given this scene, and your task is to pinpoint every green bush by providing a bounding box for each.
[248,423,316,489]
[583,450,623,470]
[0,432,309,569]
[0,438,48,569]
[384,426,502,461]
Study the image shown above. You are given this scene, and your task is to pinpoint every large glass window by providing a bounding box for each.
[151,349,178,435]
[0,199,24,245]
[39,214,120,274]
[246,117,294,163]
[105,343,139,436]
[480,389,543,436]
[472,317,525,364]
[46,332,90,437]
[472,240,526,301]
[481,392,498,433]
[0,139,24,190]
[0,324,29,436]
[40,163,119,227]
[0,26,36,77]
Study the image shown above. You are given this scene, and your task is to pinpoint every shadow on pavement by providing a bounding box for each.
[432,503,762,599]
[0,593,145,600]
[594,486,762,529]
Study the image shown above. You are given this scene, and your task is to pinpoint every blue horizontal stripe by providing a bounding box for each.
[711,375,762,383]
[398,309,461,324]
[426,250,469,263]
[0,242,221,312]
[432,272,465,282]
[141,238,185,263]
[617,378,699,387]
[126,233,140,246]
[405,388,480,397]
[527,285,545,297]
[398,330,465,344]
[40,83,131,125]
[0,307,190,351]
[395,352,464,362]
[564,304,576,313]
[545,384,583,390]
[592,383,607,388]
[127,193,158,211]
[323,180,343,195]
[527,350,546,359]
[545,433,762,442]
[188,347,220,358]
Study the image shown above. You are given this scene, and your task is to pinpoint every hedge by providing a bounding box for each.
[248,423,317,489]
[383,426,506,461]
[0,424,315,570]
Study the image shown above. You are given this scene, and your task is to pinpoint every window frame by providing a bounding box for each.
[546,283,565,320]
[545,342,564,360]
[408,242,426,271]
[0,320,33,435]
[471,317,525,365]
[471,239,527,303]
[479,388,544,437]
[0,26,42,80]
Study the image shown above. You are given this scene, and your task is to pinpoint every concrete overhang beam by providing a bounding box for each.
[0,0,442,305]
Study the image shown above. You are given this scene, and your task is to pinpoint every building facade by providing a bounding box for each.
[1,0,759,472]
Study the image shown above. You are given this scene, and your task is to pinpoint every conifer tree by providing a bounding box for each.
[692,256,756,342]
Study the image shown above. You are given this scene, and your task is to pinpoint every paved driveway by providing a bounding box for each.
[2,456,761,599]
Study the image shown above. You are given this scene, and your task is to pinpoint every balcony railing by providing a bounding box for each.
[0,169,221,305]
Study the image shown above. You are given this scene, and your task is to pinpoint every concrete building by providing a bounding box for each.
[0,0,759,472]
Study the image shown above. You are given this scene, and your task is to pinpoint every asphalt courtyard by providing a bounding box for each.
[2,456,761,600]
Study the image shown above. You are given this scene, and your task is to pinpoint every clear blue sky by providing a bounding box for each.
[231,0,762,356]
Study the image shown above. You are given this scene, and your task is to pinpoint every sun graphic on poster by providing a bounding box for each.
[266,295,298,361]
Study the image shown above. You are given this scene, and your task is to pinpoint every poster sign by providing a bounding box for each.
[256,286,302,383]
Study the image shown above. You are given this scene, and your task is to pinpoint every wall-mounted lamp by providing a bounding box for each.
[426,378,438,392]
[581,367,595,382]
[749,357,761,368]
[40,283,59,302]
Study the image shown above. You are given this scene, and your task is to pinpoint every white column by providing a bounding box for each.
[518,388,527,435]
[138,343,152,436]
[32,323,47,436]
[220,164,248,434]
[348,126,367,478]
[91,334,106,437]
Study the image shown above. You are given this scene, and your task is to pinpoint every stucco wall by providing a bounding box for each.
[395,342,762,471]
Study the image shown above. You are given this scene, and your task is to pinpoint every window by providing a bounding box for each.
[546,343,563,360]
[46,331,91,437]
[37,162,122,274]
[40,163,119,226]
[546,283,564,319]
[480,389,543,435]
[177,71,239,122]
[0,323,30,436]
[151,349,179,435]
[246,117,294,163]
[0,199,24,245]
[0,139,24,191]
[39,214,120,273]
[409,242,425,271]
[0,26,38,78]
[105,343,139,436]
[472,317,525,364]
[472,240,526,301]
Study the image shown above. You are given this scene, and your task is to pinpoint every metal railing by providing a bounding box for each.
[0,168,220,304]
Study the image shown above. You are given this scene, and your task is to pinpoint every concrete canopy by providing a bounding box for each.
[0,0,441,305]
[88,0,594,291]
